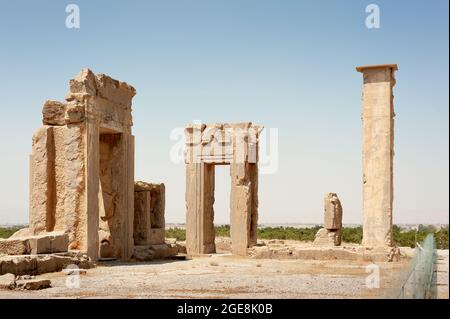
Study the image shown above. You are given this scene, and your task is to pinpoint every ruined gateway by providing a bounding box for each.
[0,69,167,267]
[0,64,399,277]
[184,123,263,256]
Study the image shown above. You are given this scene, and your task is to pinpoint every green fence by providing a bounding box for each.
[396,234,437,299]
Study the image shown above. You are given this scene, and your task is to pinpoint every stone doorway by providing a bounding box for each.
[184,123,262,256]
[28,69,136,261]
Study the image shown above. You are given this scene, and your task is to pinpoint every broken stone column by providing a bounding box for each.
[356,64,397,248]
[314,193,343,246]
[134,181,166,245]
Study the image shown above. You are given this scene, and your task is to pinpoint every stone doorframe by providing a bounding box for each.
[184,123,263,256]
[29,69,136,261]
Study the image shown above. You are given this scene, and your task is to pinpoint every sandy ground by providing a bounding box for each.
[0,253,411,299]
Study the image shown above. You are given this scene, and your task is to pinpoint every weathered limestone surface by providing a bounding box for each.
[356,64,397,248]
[185,123,263,256]
[0,252,93,276]
[42,100,66,126]
[133,244,178,261]
[0,273,16,290]
[16,279,52,290]
[185,163,216,254]
[314,193,343,246]
[133,181,166,246]
[28,69,136,261]
[314,228,341,246]
[28,232,69,255]
[230,163,258,255]
[9,228,32,239]
[0,239,29,255]
[324,193,342,230]
[0,232,68,255]
[30,126,55,234]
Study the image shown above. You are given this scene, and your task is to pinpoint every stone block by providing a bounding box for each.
[16,279,51,290]
[42,100,66,126]
[313,228,341,246]
[0,273,16,290]
[28,232,69,255]
[148,228,165,245]
[0,238,30,255]
[9,228,32,239]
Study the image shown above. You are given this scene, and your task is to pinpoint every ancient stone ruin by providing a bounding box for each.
[356,64,397,248]
[134,181,165,246]
[27,69,136,261]
[184,123,263,256]
[0,69,177,273]
[0,63,401,282]
[314,193,343,246]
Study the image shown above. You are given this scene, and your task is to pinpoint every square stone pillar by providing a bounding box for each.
[29,126,56,234]
[230,163,258,256]
[185,163,216,254]
[85,118,100,261]
[356,64,397,247]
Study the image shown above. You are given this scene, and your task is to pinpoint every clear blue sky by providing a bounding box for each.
[0,0,448,224]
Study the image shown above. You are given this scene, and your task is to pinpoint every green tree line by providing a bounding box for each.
[166,224,449,249]
[2,224,448,249]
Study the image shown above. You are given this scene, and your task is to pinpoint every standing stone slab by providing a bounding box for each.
[324,193,342,230]
[30,126,56,234]
[314,193,343,247]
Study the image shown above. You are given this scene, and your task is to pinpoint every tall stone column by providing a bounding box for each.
[185,163,216,254]
[356,64,397,247]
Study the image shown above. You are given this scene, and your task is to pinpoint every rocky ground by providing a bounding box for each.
[0,253,410,299]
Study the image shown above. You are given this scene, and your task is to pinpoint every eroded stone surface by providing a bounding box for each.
[356,64,397,248]
[0,238,29,255]
[134,181,165,246]
[28,232,69,255]
[16,279,51,290]
[28,69,136,261]
[314,193,343,246]
[0,273,16,290]
[133,244,179,261]
[42,100,66,126]
[0,252,94,276]
[324,193,342,230]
